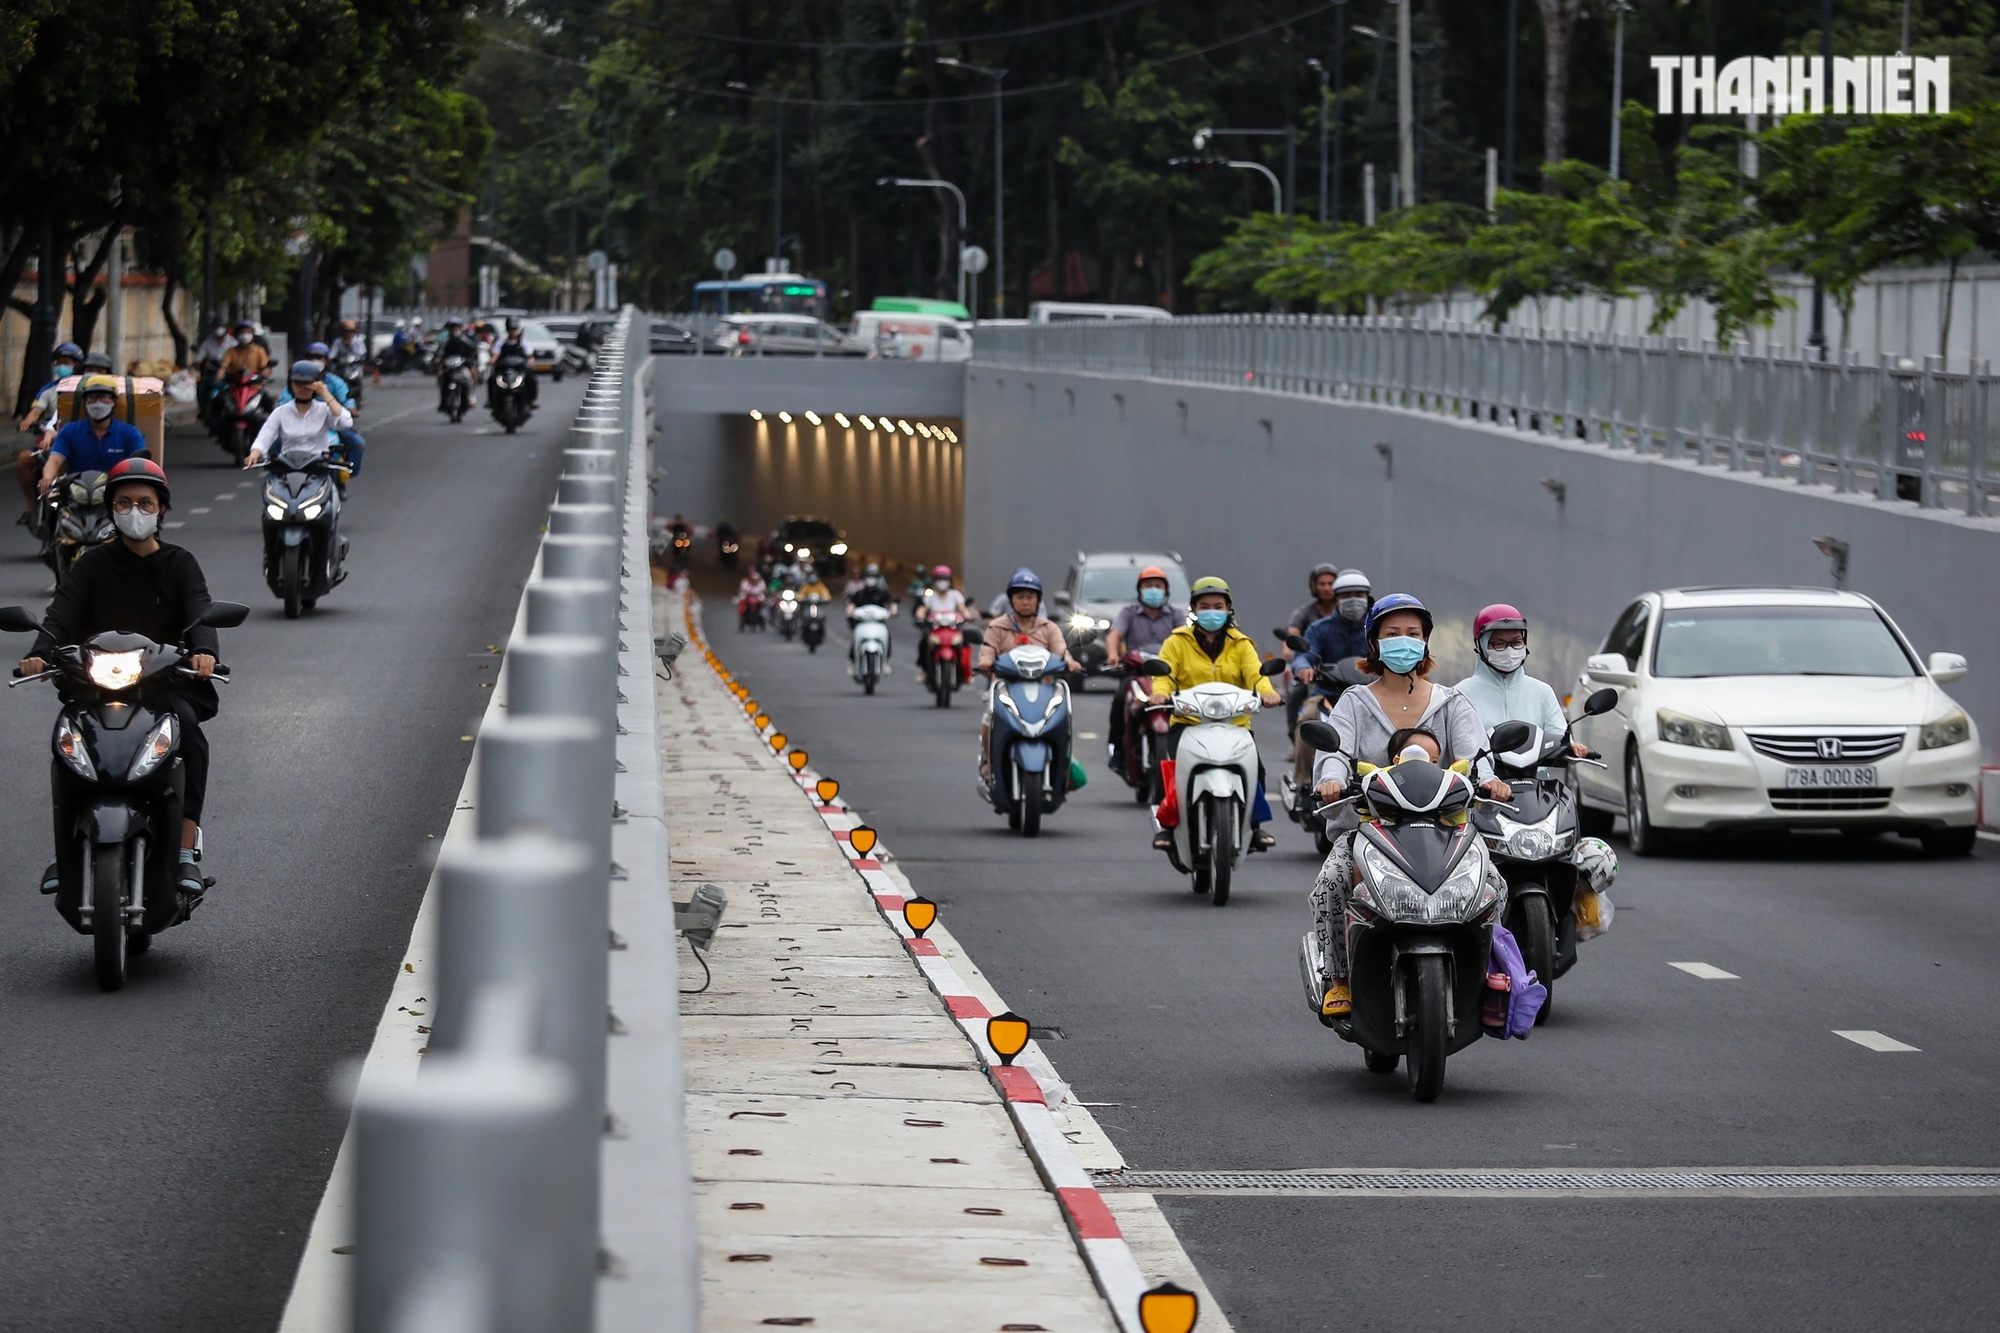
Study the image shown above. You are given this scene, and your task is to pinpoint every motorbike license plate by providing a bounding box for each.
[1784,764,1878,789]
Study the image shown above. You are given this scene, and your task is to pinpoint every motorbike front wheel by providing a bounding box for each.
[1019,768,1044,838]
[1206,797,1239,906]
[281,545,303,620]
[933,663,952,708]
[1515,897,1556,1024]
[92,842,128,992]
[1406,954,1450,1102]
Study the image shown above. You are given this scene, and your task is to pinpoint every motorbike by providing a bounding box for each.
[923,611,973,708]
[670,525,693,570]
[1149,655,1289,906]
[489,367,529,434]
[1112,653,1171,805]
[48,470,117,581]
[214,371,271,464]
[717,525,740,570]
[735,589,766,631]
[1471,694,1617,1020]
[438,355,474,423]
[983,645,1072,837]
[329,350,366,410]
[800,594,828,652]
[1280,634,1372,855]
[851,604,890,694]
[0,599,249,991]
[260,444,348,619]
[1295,718,1506,1102]
[774,589,800,640]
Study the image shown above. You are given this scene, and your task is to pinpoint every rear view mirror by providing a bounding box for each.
[1139,657,1175,677]
[0,605,40,633]
[1051,591,1072,608]
[1585,652,1635,681]
[1488,720,1536,755]
[1582,687,1620,717]
[1927,651,1968,685]
[1259,655,1290,677]
[1298,720,1343,754]
[1283,632,1311,654]
[196,601,251,630]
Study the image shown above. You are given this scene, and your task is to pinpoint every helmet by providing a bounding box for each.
[932,565,952,579]
[506,317,523,334]
[78,373,120,398]
[1189,575,1233,606]
[1136,565,1169,590]
[445,317,463,329]
[234,319,255,332]
[1005,568,1043,596]
[338,319,357,332]
[1574,837,1618,893]
[289,360,323,382]
[82,351,114,373]
[52,341,82,363]
[1365,592,1434,641]
[1474,603,1528,641]
[1308,561,1340,589]
[304,341,331,358]
[864,562,882,578]
[105,457,171,507]
[1332,568,1372,595]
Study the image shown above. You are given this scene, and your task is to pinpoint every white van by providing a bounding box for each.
[852,309,972,361]
[1027,301,1173,325]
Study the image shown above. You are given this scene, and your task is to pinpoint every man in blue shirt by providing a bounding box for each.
[41,375,148,498]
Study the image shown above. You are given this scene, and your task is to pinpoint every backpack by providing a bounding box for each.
[1483,923,1547,1039]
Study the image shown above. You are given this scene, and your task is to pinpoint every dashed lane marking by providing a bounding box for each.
[1093,1168,1996,1197]
[1669,962,1740,980]
[189,507,211,514]
[1834,1030,1921,1052]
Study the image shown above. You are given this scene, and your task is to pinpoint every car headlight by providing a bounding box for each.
[829,542,848,555]
[88,650,145,691]
[1492,810,1573,861]
[1919,708,1971,750]
[1657,708,1732,750]
[126,713,178,781]
[300,501,323,520]
[1069,614,1098,632]
[54,713,96,780]
[266,502,286,520]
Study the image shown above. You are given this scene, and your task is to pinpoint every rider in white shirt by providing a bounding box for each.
[919,564,968,620]
[245,361,353,466]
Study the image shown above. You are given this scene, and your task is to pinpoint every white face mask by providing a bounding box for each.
[113,507,160,541]
[1485,644,1528,674]
[236,333,253,346]
[84,399,114,421]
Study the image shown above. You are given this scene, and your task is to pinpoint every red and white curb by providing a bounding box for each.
[682,596,1152,1333]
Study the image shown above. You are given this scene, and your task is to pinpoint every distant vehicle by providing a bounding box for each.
[768,516,850,577]
[518,319,562,377]
[711,314,866,358]
[1052,551,1190,680]
[853,305,972,362]
[648,321,698,354]
[1571,586,1980,857]
[692,271,830,319]
[1027,301,1173,324]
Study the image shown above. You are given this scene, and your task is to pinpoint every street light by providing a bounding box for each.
[936,57,1009,318]
[1608,0,1632,179]
[1168,157,1284,216]
[1192,126,1296,233]
[879,176,970,309]
[1307,58,1330,224]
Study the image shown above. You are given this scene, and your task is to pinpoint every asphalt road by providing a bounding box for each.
[0,374,579,1332]
[695,566,2000,1333]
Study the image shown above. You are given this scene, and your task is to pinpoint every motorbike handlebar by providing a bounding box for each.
[8,668,56,687]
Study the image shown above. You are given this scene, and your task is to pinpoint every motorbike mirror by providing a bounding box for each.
[1298,720,1343,754]
[194,601,251,630]
[1582,686,1619,717]
[1488,720,1536,755]
[1283,632,1311,654]
[1138,657,1175,677]
[1050,591,1072,607]
[0,605,40,633]
[1258,655,1290,677]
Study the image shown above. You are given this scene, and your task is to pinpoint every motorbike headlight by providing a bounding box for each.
[1354,841,1427,920]
[88,650,145,691]
[1657,708,1732,750]
[829,542,848,555]
[1919,708,1971,750]
[126,712,179,781]
[55,713,96,780]
[300,501,324,520]
[1426,848,1498,924]
[1492,809,1573,861]
[266,503,286,520]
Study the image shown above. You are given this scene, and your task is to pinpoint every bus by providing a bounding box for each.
[691,273,829,319]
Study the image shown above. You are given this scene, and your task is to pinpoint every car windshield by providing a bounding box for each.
[1652,605,1918,678]
[1078,566,1190,604]
[785,522,838,544]
[522,321,553,343]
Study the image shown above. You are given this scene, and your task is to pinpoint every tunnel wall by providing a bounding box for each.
[961,363,2000,765]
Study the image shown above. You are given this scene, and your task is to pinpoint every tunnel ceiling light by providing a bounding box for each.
[944,427,959,443]
[898,419,915,435]
[858,415,875,430]
[748,409,763,421]
[834,413,851,428]
[915,422,933,438]
[778,410,793,423]
[804,410,822,425]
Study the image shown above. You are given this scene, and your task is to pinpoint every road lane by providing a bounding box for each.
[0,375,580,1332]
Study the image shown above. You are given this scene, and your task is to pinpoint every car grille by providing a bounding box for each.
[1745,731,1904,763]
[1766,787,1894,811]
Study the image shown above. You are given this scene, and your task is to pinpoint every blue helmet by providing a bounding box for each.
[1006,567,1043,597]
[53,341,83,363]
[288,359,324,383]
[304,341,331,358]
[1365,592,1433,641]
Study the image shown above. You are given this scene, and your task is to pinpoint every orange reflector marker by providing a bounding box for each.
[1138,1282,1200,1333]
[986,1011,1031,1066]
[768,733,787,752]
[902,895,937,937]
[788,750,809,772]
[754,714,770,729]
[847,826,878,856]
[815,778,840,803]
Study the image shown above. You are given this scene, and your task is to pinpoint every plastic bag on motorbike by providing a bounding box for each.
[1484,924,1547,1039]
[1573,887,1615,941]
[1068,755,1088,790]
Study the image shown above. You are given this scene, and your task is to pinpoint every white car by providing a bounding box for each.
[1571,587,1978,857]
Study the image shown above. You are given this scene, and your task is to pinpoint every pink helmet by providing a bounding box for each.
[1473,604,1527,642]
[932,564,952,579]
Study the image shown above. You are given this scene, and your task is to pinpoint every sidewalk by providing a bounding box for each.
[661,587,1227,1332]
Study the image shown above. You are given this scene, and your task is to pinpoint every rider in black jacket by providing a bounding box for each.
[487,319,539,414]
[436,318,482,414]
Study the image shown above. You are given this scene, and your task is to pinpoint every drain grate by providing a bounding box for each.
[1095,1169,2000,1197]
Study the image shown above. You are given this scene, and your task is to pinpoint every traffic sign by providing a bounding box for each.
[587,249,608,273]
[960,244,989,275]
[712,247,738,275]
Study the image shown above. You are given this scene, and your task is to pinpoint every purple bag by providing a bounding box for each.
[1484,924,1547,1039]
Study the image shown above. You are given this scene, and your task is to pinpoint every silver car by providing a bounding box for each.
[711,314,867,357]
[1052,551,1190,681]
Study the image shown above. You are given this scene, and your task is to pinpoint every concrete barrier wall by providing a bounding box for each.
[961,364,2000,763]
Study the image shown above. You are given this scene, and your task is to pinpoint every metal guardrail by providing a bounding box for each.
[973,316,1999,517]
[349,314,695,1332]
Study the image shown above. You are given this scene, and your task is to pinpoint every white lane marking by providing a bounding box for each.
[189,507,212,514]
[214,492,236,501]
[1834,1030,1921,1052]
[1669,962,1739,979]
[1979,830,1999,843]
[1078,731,1101,739]
[163,521,186,529]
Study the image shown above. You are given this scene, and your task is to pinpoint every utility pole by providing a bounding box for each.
[1503,0,1519,190]
[1333,6,1347,223]
[1808,0,1832,356]
[1309,59,1329,224]
[1396,0,1414,208]
[772,94,784,267]
[938,59,1008,317]
[1609,1,1631,179]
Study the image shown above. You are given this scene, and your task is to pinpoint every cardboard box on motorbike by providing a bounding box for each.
[54,375,168,468]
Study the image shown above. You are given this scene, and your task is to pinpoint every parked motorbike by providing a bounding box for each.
[1295,718,1505,1102]
[1280,634,1372,854]
[48,470,117,581]
[800,594,828,652]
[438,355,474,423]
[1150,655,1288,905]
[1471,694,1616,1020]
[983,645,1072,837]
[1112,653,1171,805]
[736,589,766,631]
[924,610,973,708]
[214,371,270,464]
[0,599,248,991]
[851,604,890,694]
[260,444,348,619]
[489,366,529,434]
[774,589,800,640]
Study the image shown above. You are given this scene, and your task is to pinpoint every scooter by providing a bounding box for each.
[1149,655,1288,906]
[800,594,828,652]
[1111,653,1170,805]
[1294,718,1507,1102]
[47,469,117,580]
[924,611,972,708]
[438,355,474,423]
[214,371,270,464]
[735,589,766,631]
[717,524,740,570]
[0,599,249,991]
[774,589,800,640]
[1281,634,1371,855]
[851,604,890,694]
[489,366,529,434]
[260,444,348,619]
[983,645,1072,837]
[329,349,367,410]
[1471,695,1616,1021]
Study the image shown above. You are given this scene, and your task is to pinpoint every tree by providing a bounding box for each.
[1535,0,1585,191]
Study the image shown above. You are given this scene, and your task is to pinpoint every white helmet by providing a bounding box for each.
[1332,568,1371,595]
[1574,837,1618,893]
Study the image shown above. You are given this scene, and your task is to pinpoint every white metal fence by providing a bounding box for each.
[973,316,1999,516]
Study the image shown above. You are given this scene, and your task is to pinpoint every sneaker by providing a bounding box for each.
[1250,827,1276,853]
[1320,982,1352,1017]
[1152,828,1175,852]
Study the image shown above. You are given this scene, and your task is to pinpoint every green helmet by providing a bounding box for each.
[1189,575,1233,606]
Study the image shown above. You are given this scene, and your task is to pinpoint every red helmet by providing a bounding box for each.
[932,565,952,580]
[1473,603,1527,643]
[105,457,171,508]
[1136,565,1169,590]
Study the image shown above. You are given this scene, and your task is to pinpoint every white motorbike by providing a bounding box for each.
[851,604,891,694]
[1148,656,1287,906]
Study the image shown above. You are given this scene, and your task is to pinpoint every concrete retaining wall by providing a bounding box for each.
[961,364,2000,763]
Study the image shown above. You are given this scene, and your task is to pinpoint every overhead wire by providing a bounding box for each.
[585,0,1166,51]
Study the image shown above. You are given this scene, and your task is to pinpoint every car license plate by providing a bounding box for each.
[1784,765,1877,789]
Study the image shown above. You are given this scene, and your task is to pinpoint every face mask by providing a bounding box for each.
[1337,595,1368,623]
[85,399,114,421]
[934,580,949,591]
[236,333,253,346]
[1140,587,1166,609]
[53,363,78,380]
[1193,609,1230,633]
[1376,636,1427,675]
[113,507,159,541]
[1485,644,1528,674]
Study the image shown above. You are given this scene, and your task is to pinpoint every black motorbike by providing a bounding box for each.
[214,371,271,464]
[489,366,529,434]
[438,354,474,423]
[1280,632,1370,854]
[1470,693,1616,1021]
[1,600,248,991]
[800,594,828,652]
[717,524,740,570]
[260,445,347,618]
[329,350,366,410]
[48,469,117,580]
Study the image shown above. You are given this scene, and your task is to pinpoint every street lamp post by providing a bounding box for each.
[1396,0,1414,208]
[1504,0,1518,190]
[936,58,1008,317]
[1808,0,1833,357]
[879,176,969,309]
[1307,58,1330,223]
[1169,157,1284,215]
[1608,0,1632,179]
[1193,127,1297,231]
